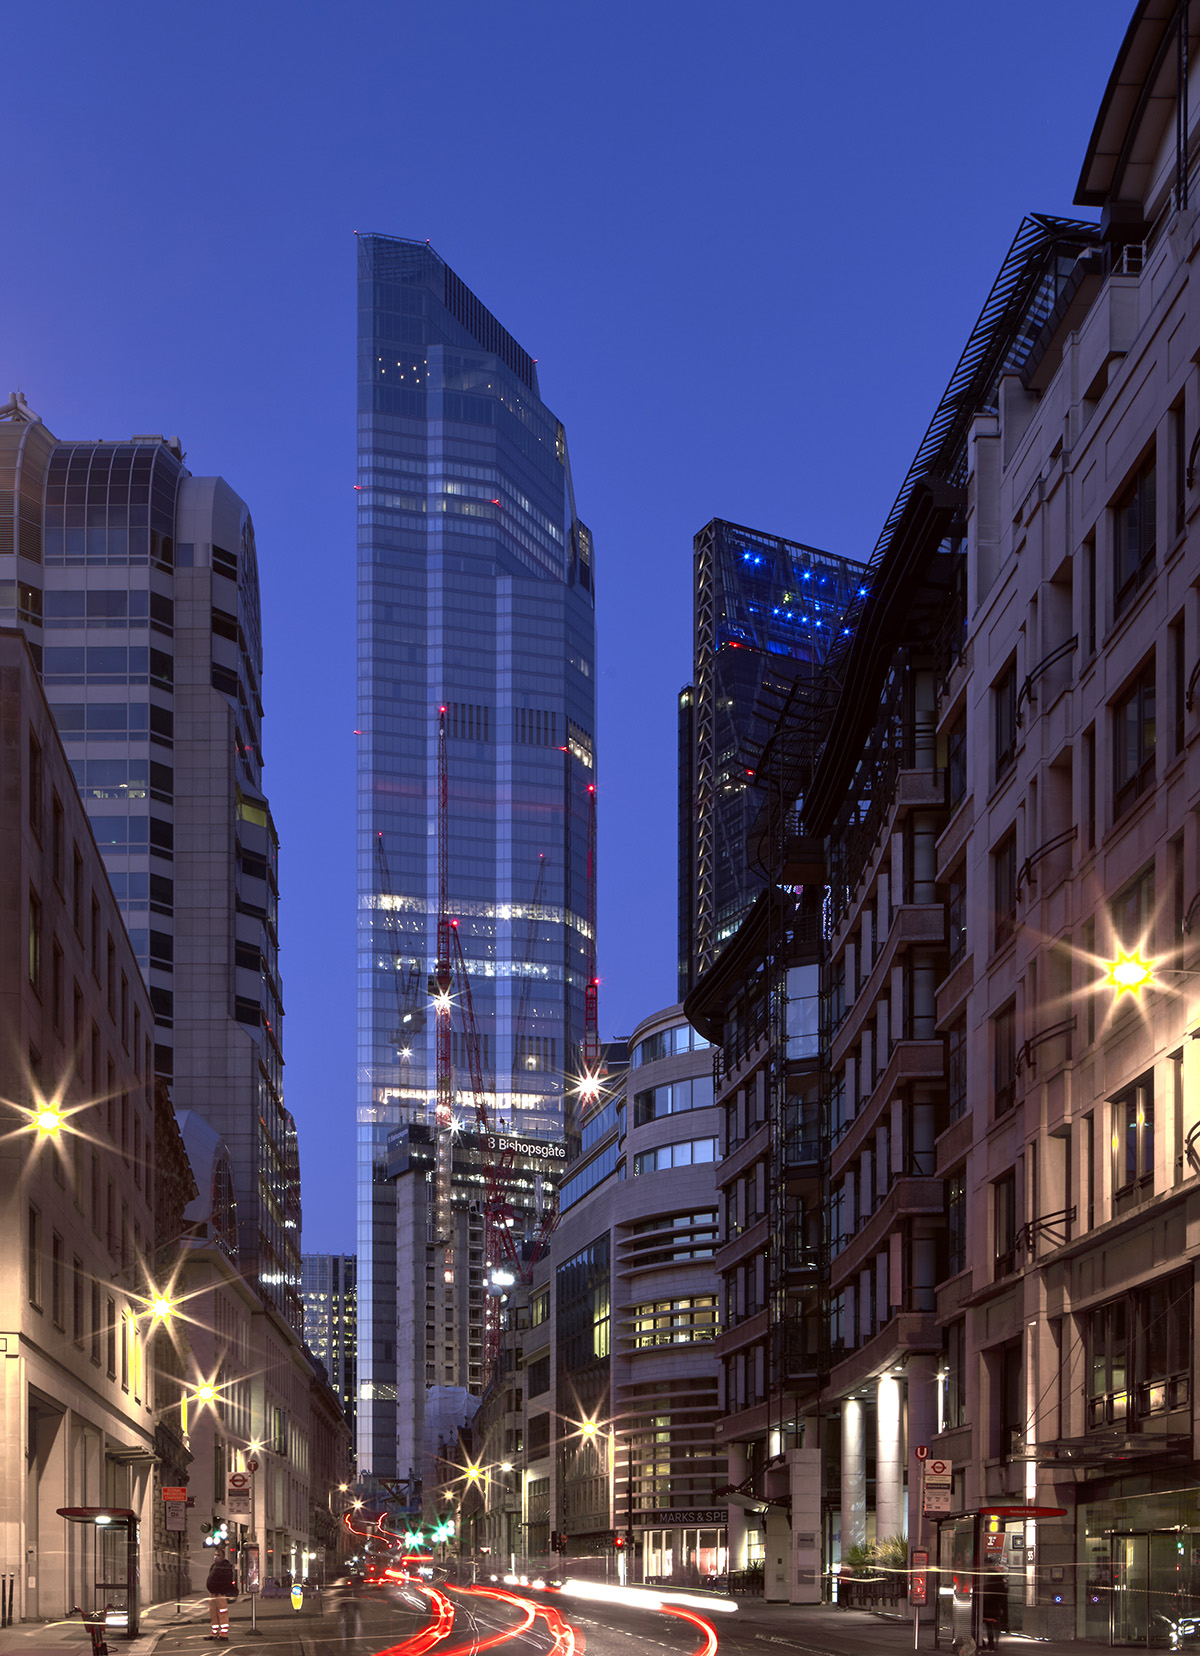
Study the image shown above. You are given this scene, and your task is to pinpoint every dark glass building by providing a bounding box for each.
[680,520,863,998]
[356,236,597,1479]
[0,395,302,1333]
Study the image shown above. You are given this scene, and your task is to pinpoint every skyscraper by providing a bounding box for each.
[301,1253,358,1444]
[0,393,301,1332]
[356,237,597,1479]
[680,520,863,997]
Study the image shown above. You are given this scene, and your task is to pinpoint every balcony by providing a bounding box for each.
[825,1308,941,1397]
[830,905,945,1070]
[831,1040,945,1177]
[771,1322,822,1383]
[716,1214,769,1274]
[830,1176,943,1288]
[780,1240,825,1286]
[780,1132,824,1185]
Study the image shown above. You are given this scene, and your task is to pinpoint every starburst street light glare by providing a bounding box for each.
[35,1104,64,1136]
[1105,949,1154,996]
[196,1382,217,1403]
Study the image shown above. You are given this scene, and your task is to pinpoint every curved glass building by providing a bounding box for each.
[356,236,597,1479]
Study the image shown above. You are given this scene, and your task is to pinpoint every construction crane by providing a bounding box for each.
[429,707,454,1248]
[577,780,603,1111]
[511,854,548,1113]
[433,711,562,1360]
[375,832,425,1060]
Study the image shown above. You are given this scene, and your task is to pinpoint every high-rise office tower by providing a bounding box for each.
[301,1253,358,1444]
[680,520,863,998]
[356,237,597,1479]
[0,392,302,1332]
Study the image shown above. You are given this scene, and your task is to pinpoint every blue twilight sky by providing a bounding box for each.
[2,1,1132,1251]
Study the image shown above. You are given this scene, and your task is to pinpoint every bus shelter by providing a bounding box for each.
[934,1504,1066,1648]
[56,1508,139,1637]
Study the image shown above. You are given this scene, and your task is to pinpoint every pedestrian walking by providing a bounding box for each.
[206,1548,237,1640]
[326,1576,362,1648]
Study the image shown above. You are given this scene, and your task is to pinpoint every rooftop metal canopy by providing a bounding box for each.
[748,213,1100,853]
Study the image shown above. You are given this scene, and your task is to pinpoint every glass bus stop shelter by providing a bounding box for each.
[56,1508,139,1638]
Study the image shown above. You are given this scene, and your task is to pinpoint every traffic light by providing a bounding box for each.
[611,1531,626,1551]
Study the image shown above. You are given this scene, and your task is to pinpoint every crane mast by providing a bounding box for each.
[430,707,454,1248]
[577,780,603,1112]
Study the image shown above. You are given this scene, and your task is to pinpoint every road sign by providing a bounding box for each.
[162,1487,188,1502]
[227,1473,250,1491]
[923,1457,953,1515]
[165,1501,187,1533]
[228,1491,251,1517]
[246,1458,260,1474]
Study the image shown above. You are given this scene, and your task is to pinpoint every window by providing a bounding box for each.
[948,1018,967,1122]
[947,867,967,963]
[106,934,116,1020]
[51,940,64,1033]
[28,728,43,839]
[106,1299,117,1378]
[1085,536,1097,656]
[91,1282,101,1364]
[633,1138,718,1175]
[1112,864,1155,957]
[941,1319,966,1430]
[994,659,1018,780]
[947,1173,966,1274]
[73,1257,84,1344]
[1174,400,1188,539]
[51,1233,63,1328]
[632,1295,719,1347]
[90,896,100,979]
[27,1206,41,1308]
[1084,724,1096,848]
[994,1002,1017,1117]
[1114,658,1156,817]
[1112,1073,1154,1203]
[1171,614,1188,758]
[994,1170,1017,1278]
[527,1355,550,1396]
[72,847,84,934]
[946,710,967,811]
[633,1076,714,1125]
[28,888,42,989]
[51,795,64,887]
[1114,452,1157,617]
[993,831,1017,950]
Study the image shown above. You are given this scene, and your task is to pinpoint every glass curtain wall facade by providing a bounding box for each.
[356,235,596,1478]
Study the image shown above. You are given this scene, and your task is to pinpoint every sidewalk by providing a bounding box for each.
[721,1600,1116,1656]
[0,1590,321,1656]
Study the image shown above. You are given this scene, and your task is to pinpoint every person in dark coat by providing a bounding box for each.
[206,1550,237,1639]
[981,1569,1007,1649]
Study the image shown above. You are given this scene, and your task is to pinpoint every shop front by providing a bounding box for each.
[1079,1488,1200,1647]
[640,1509,727,1587]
